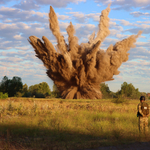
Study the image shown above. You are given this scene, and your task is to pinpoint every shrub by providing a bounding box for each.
[35,93,45,98]
[15,92,23,97]
[23,92,32,97]
[0,92,8,99]
[51,91,61,98]
[112,94,128,104]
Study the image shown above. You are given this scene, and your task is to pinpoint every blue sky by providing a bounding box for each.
[0,0,150,92]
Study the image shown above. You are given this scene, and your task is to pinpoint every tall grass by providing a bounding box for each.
[0,97,149,150]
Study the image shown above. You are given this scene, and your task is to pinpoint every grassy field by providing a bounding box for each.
[0,97,150,150]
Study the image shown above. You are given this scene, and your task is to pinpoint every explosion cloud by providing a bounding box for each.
[28,5,142,99]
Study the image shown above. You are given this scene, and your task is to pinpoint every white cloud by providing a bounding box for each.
[0,23,19,30]
[35,0,86,8]
[130,11,150,17]
[59,22,70,30]
[97,4,101,7]
[103,38,119,44]
[68,12,86,23]
[0,6,48,23]
[13,0,40,10]
[0,0,150,93]
[65,8,72,11]
[109,21,117,26]
[135,24,150,29]
[0,57,23,62]
[120,20,133,26]
[57,14,71,20]
[134,0,150,5]
[136,41,149,46]
[14,34,23,40]
[95,0,150,10]
[116,34,128,39]
[67,12,101,23]
[1,41,12,44]
[15,46,31,50]
[86,13,101,22]
[136,21,150,24]
[3,19,12,23]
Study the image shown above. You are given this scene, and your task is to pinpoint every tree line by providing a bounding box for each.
[0,76,149,99]
[100,82,148,99]
[0,76,58,98]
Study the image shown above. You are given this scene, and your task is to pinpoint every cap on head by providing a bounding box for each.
[140,96,145,101]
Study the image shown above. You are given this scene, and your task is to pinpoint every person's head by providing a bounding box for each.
[140,96,145,102]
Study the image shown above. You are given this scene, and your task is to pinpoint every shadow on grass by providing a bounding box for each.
[0,123,142,150]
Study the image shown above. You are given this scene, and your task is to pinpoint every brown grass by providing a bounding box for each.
[0,98,150,150]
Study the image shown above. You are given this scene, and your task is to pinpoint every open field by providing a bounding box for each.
[0,98,150,150]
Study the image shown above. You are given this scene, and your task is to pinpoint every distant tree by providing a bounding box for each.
[39,82,51,94]
[22,84,32,97]
[15,91,23,97]
[120,82,140,99]
[28,82,51,98]
[23,84,28,93]
[28,85,35,96]
[0,76,23,97]
[0,76,9,94]
[53,84,59,92]
[8,76,23,97]
[52,84,61,98]
[100,83,112,98]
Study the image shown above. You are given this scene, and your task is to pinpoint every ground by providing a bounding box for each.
[89,142,150,150]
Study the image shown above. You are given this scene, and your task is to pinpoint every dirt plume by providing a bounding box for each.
[28,5,142,99]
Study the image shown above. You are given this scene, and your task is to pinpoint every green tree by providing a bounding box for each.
[29,82,51,98]
[23,84,28,93]
[0,76,9,94]
[0,76,23,97]
[120,82,140,99]
[100,83,112,98]
[8,76,23,97]
[21,84,32,97]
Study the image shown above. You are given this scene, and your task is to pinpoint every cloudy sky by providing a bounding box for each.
[0,0,150,92]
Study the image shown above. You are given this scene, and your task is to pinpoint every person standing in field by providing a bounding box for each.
[137,96,149,135]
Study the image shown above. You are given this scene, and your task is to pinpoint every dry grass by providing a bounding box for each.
[0,97,150,150]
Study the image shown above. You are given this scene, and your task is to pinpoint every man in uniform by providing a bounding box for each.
[137,96,149,135]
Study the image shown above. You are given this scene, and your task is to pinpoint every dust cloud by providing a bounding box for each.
[28,5,142,99]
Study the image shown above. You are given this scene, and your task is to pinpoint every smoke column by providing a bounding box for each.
[28,5,142,99]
